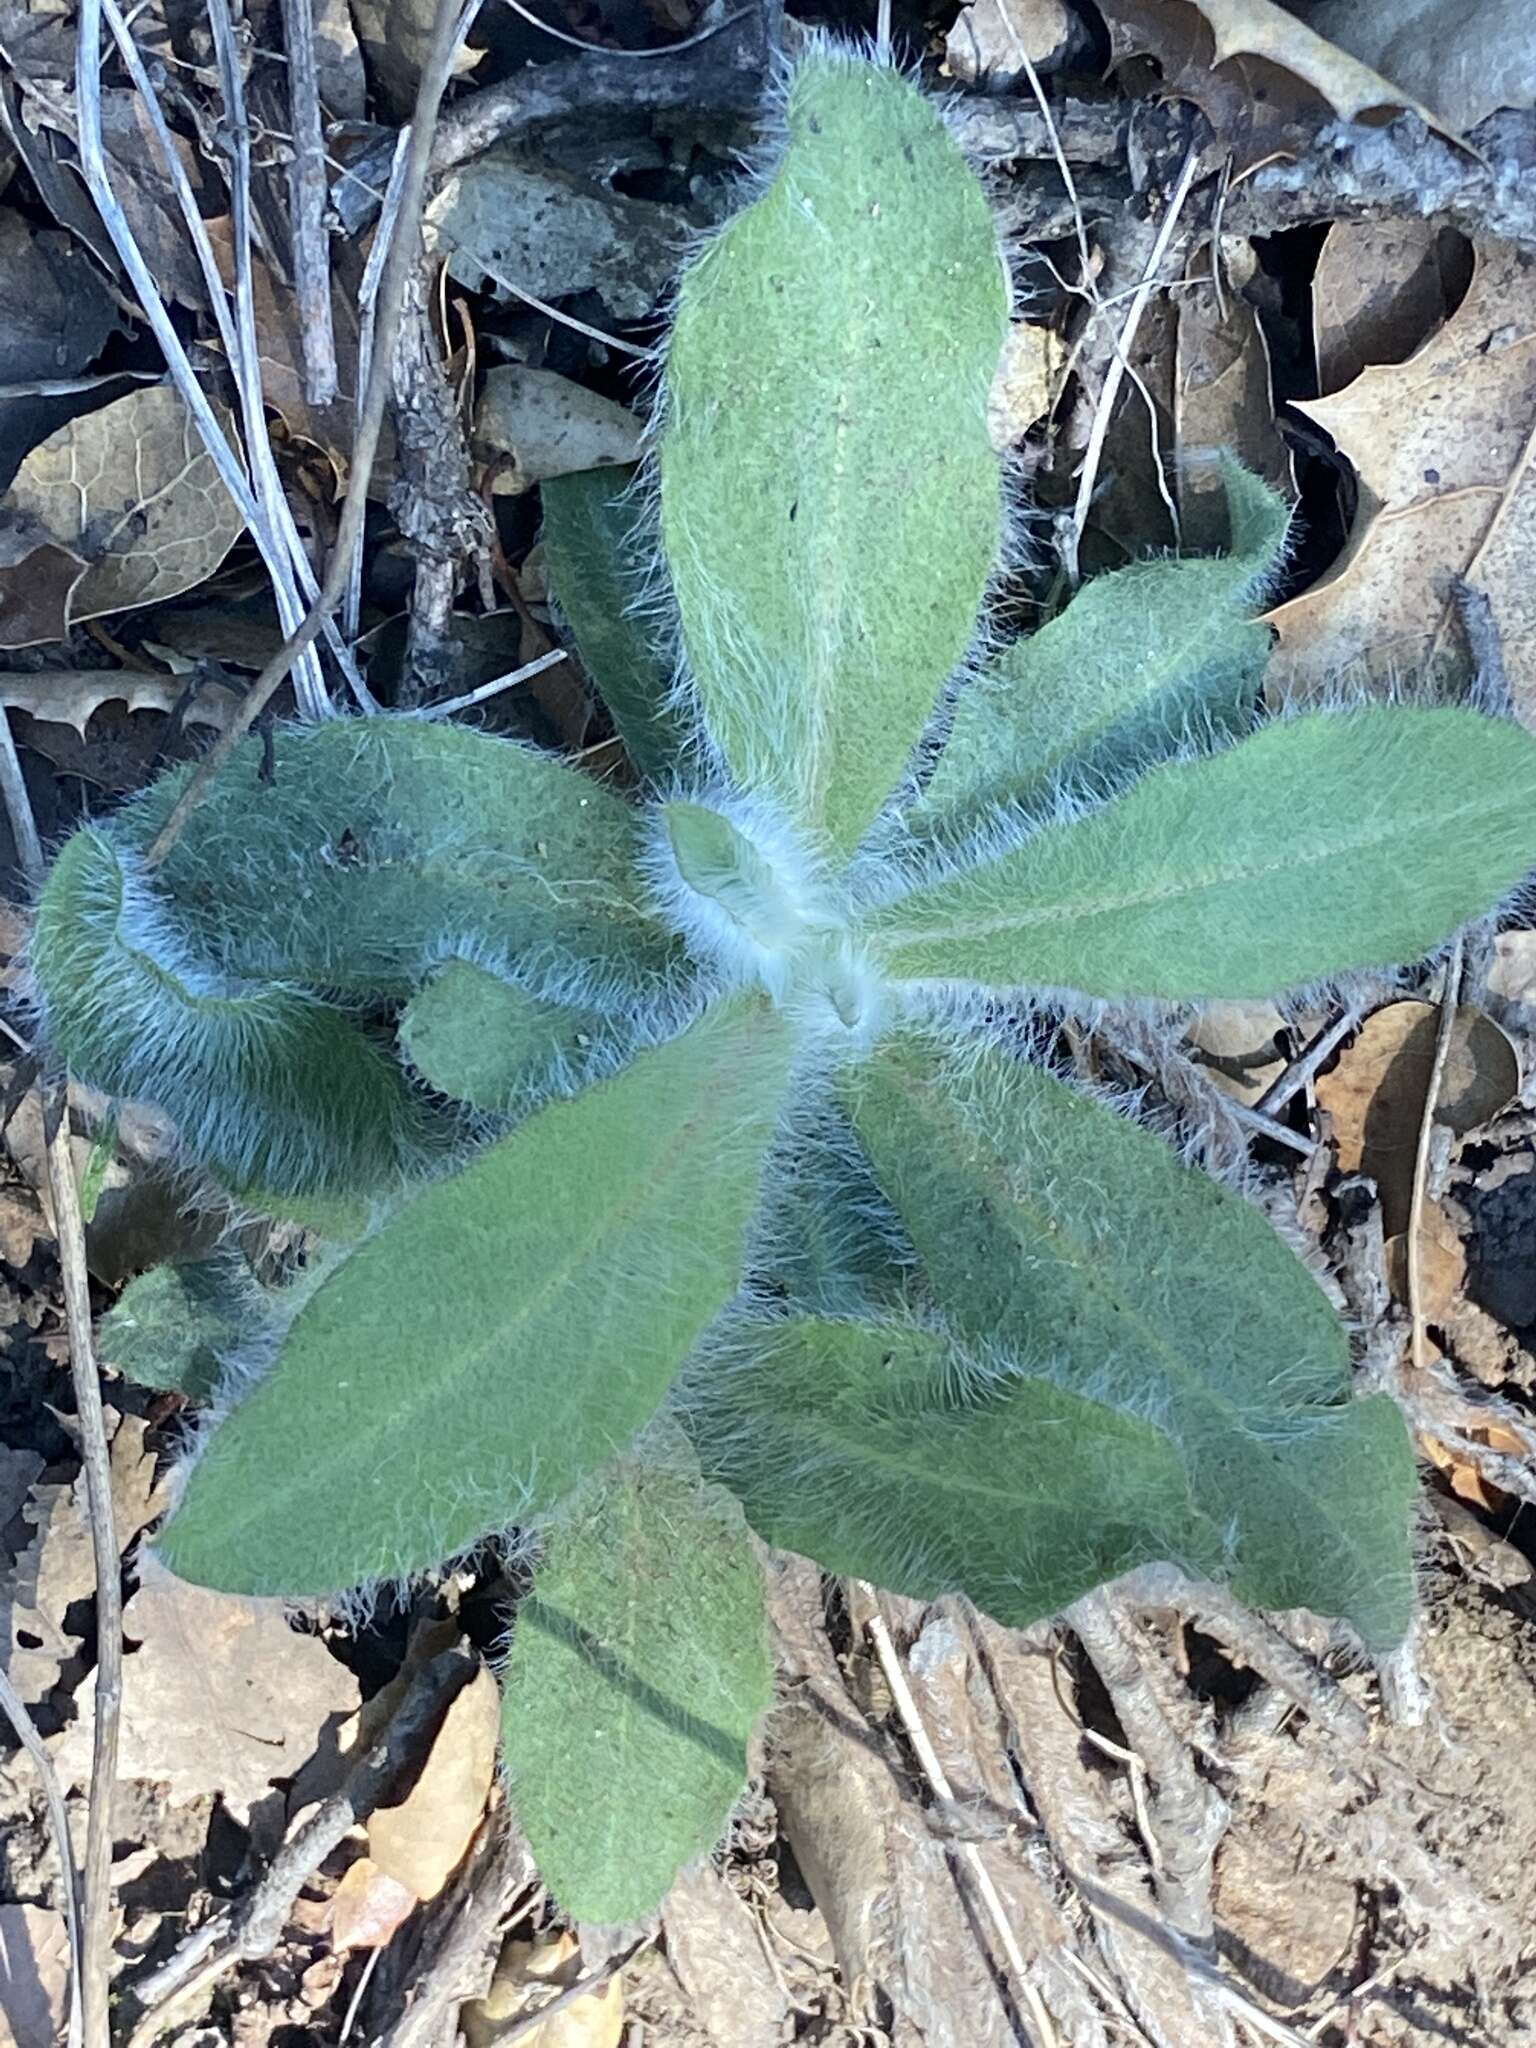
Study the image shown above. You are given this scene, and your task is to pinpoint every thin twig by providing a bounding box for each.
[1407,938,1463,1378]
[201,0,377,714]
[345,126,412,642]
[1066,145,1200,584]
[1252,1007,1361,1118]
[481,1940,645,2047]
[280,0,339,407]
[403,647,567,719]
[0,709,118,2048]
[860,1588,1060,2048]
[0,1666,85,2048]
[89,0,358,719]
[141,0,472,870]
[127,1647,475,2046]
[497,0,751,59]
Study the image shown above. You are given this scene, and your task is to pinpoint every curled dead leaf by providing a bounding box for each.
[4,385,244,629]
[366,1662,499,1902]
[1311,220,1471,396]
[1269,242,1536,711]
[1315,1001,1519,1236]
[464,1932,624,2048]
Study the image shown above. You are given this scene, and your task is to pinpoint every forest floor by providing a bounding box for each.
[3,0,1536,2044]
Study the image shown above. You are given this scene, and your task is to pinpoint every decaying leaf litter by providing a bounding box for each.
[3,0,1536,2044]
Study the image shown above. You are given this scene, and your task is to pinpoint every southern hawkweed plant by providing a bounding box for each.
[31,44,1536,1924]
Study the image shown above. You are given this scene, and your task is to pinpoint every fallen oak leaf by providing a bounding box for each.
[1314,1001,1519,1236]
[1267,241,1536,713]
[330,1856,419,1951]
[1096,0,1461,173]
[1308,0,1536,136]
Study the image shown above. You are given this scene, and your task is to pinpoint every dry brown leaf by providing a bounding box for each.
[1385,1204,1467,1319]
[1268,242,1536,707]
[1422,1420,1528,1509]
[1308,0,1536,134]
[1314,1001,1519,1235]
[1096,0,1456,173]
[4,1413,163,1704]
[1311,220,1469,395]
[944,0,1073,88]
[0,511,87,650]
[475,369,641,495]
[4,384,244,628]
[987,321,1066,449]
[1174,265,1293,550]
[366,1662,498,1901]
[330,1856,419,1951]
[1185,1000,1287,1106]
[0,1903,70,2048]
[464,1932,624,2048]
[53,1570,360,1818]
[0,670,239,738]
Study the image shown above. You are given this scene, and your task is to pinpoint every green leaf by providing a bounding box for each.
[400,959,606,1114]
[755,1109,912,1315]
[116,717,673,998]
[684,1317,1226,1624]
[32,830,430,1199]
[847,1037,1416,1647]
[541,467,687,784]
[659,50,1006,851]
[912,459,1288,840]
[863,708,1536,1000]
[98,1258,252,1401]
[156,1001,794,1597]
[501,1427,772,1924]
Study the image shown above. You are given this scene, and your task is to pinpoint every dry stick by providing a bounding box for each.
[280,0,339,407]
[1251,1006,1361,1119]
[127,1646,475,2046]
[859,1589,1061,2048]
[1064,1591,1225,1947]
[1065,145,1200,586]
[496,0,752,58]
[0,1643,85,2048]
[141,0,471,871]
[0,712,118,2048]
[202,0,378,715]
[344,127,412,642]
[90,0,354,719]
[403,647,568,720]
[1407,937,1463,1379]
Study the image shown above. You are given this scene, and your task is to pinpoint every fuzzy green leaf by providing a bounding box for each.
[400,959,605,1113]
[683,1317,1225,1624]
[115,718,673,998]
[156,1001,793,1597]
[913,460,1288,839]
[864,707,1536,1000]
[541,467,687,783]
[98,1259,251,1401]
[501,1428,772,1924]
[659,50,1007,851]
[32,830,430,1198]
[847,1037,1416,1647]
